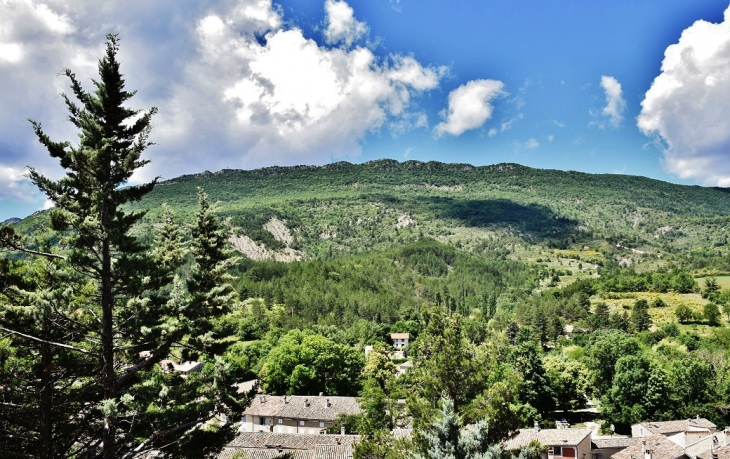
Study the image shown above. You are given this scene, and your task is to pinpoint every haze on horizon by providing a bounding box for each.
[1,0,730,221]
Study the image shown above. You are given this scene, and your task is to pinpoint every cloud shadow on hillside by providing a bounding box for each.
[422,197,579,246]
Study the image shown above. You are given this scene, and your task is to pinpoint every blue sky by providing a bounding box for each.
[1,0,730,220]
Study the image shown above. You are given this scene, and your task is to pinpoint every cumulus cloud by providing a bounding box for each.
[0,0,446,191]
[638,5,730,185]
[434,79,504,137]
[525,138,539,149]
[598,75,626,128]
[0,165,44,202]
[324,0,367,47]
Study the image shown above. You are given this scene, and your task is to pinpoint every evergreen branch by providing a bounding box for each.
[0,227,66,260]
[0,326,94,356]
[113,343,170,391]
[127,415,213,457]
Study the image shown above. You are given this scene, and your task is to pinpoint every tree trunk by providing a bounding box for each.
[102,238,116,459]
[39,315,52,459]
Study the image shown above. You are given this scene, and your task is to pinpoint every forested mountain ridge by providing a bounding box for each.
[112,159,730,271]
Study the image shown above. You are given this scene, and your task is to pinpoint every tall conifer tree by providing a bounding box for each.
[8,34,250,458]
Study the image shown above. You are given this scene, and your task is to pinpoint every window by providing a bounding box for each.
[278,419,283,424]
[242,415,247,423]
[593,454,604,459]
[300,420,305,426]
[259,417,266,426]
[550,447,562,456]
[320,422,325,428]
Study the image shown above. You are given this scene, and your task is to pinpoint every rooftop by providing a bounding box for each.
[636,418,717,436]
[390,333,410,339]
[244,395,360,422]
[502,428,593,450]
[592,437,639,449]
[612,434,686,459]
[218,432,357,459]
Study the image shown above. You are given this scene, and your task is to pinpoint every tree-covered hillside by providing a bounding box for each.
[110,160,730,269]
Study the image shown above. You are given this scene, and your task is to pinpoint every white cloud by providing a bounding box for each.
[160,1,444,178]
[0,165,43,202]
[525,138,539,149]
[598,75,626,128]
[553,119,566,128]
[638,5,730,185]
[548,134,554,142]
[324,0,368,48]
[434,79,504,137]
[0,0,445,189]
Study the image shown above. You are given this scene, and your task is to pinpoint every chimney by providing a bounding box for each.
[305,398,310,407]
[341,426,346,436]
[534,421,540,432]
[319,392,324,397]
[643,440,652,459]
[284,395,288,404]
[327,398,332,407]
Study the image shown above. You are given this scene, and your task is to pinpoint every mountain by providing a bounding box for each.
[2,217,21,225]
[13,160,730,274]
[117,160,728,271]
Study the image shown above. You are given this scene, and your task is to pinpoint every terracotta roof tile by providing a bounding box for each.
[502,428,592,450]
[612,434,686,459]
[593,438,640,449]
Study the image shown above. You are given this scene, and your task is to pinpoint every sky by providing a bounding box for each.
[2,0,730,221]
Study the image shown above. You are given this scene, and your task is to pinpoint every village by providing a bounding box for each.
[153,332,730,459]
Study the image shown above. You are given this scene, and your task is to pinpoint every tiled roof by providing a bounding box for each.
[592,437,639,449]
[244,395,360,421]
[638,419,717,436]
[237,380,260,394]
[227,432,358,450]
[502,428,592,450]
[217,449,291,459]
[390,333,410,339]
[244,395,287,417]
[686,432,730,459]
[218,434,355,459]
[612,434,687,459]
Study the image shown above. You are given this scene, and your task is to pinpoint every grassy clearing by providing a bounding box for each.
[697,276,730,290]
[595,292,708,323]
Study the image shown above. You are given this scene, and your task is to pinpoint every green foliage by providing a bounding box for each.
[1,36,249,458]
[544,356,589,412]
[631,299,652,333]
[675,304,693,323]
[259,329,364,396]
[703,302,721,326]
[585,330,641,395]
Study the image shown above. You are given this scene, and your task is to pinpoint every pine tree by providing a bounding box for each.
[414,397,505,459]
[9,34,249,458]
[630,299,651,333]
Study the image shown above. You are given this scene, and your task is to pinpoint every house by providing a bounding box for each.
[241,394,360,434]
[217,432,357,459]
[683,428,730,459]
[632,418,718,438]
[611,434,686,459]
[608,428,730,459]
[158,359,203,376]
[591,437,639,459]
[395,360,413,377]
[502,427,593,459]
[390,333,410,350]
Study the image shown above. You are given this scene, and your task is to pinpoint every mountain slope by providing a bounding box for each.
[117,160,730,271]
